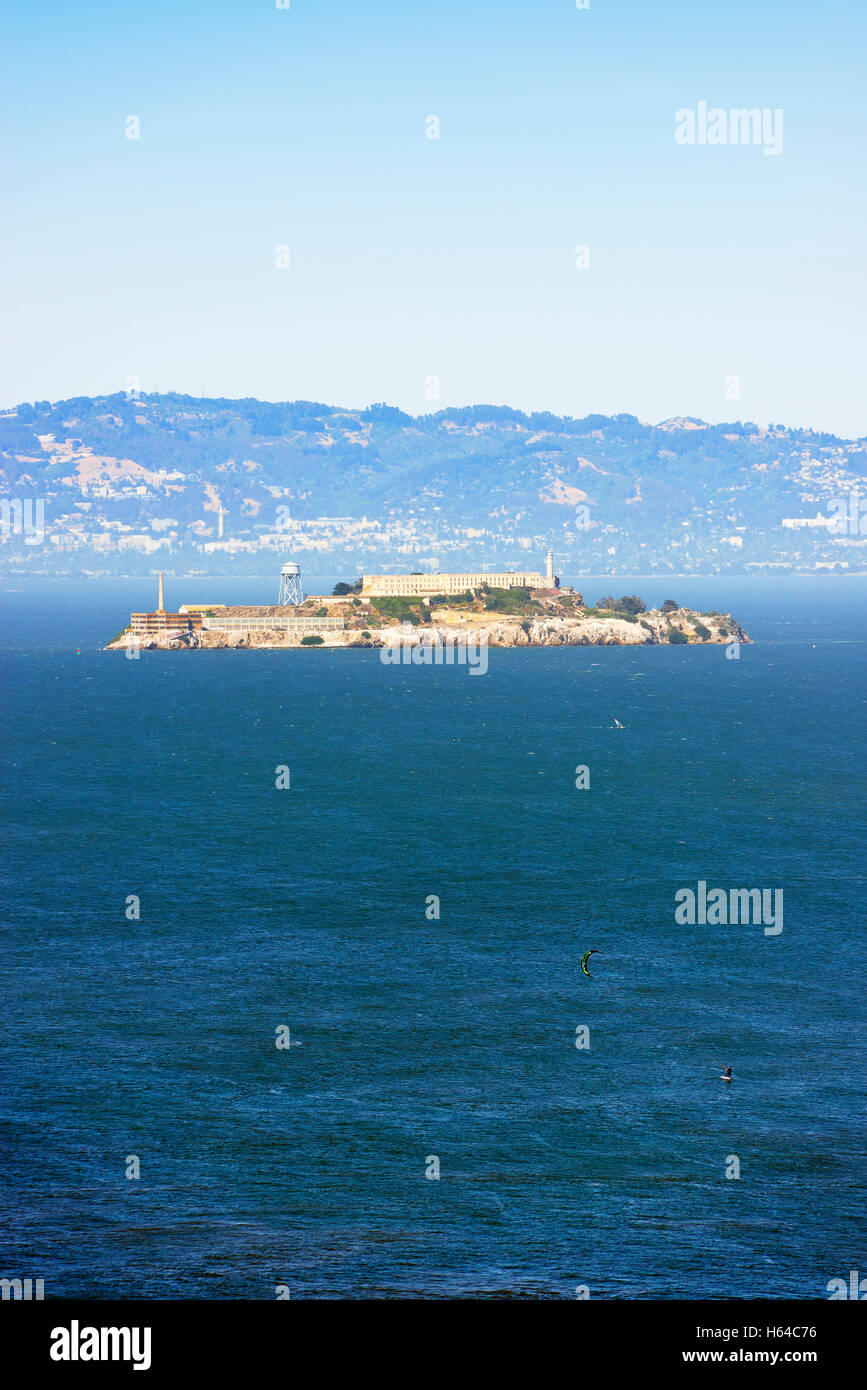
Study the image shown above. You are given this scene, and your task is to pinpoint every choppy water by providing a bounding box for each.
[1,577,864,1298]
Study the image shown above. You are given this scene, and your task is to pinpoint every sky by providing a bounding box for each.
[1,0,865,435]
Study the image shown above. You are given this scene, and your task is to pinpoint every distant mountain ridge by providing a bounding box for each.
[1,394,865,576]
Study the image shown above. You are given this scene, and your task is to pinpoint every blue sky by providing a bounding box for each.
[2,0,865,434]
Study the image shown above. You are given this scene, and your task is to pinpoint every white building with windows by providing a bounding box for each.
[361,569,545,597]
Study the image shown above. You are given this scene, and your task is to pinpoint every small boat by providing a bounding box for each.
[613,718,624,729]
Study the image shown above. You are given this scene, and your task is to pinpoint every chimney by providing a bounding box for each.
[158,572,165,612]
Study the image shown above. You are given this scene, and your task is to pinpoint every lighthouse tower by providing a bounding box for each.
[545,549,554,587]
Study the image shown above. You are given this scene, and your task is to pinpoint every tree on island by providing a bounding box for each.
[332,578,364,595]
[596,594,646,615]
[661,598,679,613]
[615,594,646,615]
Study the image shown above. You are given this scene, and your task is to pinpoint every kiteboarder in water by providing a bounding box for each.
[580,950,599,977]
[720,1066,732,1082]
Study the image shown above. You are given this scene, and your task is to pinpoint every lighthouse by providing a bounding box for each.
[545,549,554,587]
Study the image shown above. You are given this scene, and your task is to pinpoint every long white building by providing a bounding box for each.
[362,569,545,597]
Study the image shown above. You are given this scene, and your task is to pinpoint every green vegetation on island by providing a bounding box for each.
[596,594,647,615]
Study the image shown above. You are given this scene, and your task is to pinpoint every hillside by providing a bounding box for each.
[2,394,865,576]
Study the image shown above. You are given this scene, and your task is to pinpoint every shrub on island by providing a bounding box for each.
[430,590,474,607]
[369,596,427,624]
[481,586,537,614]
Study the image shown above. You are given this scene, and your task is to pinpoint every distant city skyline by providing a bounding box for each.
[2,0,865,436]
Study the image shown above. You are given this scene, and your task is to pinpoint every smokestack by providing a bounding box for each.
[158,572,165,612]
[546,549,554,586]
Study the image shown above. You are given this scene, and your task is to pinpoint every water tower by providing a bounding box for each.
[277,561,304,606]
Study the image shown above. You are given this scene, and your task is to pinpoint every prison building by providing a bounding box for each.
[202,606,344,633]
[361,571,544,597]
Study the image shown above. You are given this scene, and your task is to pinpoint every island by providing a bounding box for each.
[105,565,751,652]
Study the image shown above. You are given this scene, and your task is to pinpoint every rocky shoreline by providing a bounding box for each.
[106,606,750,652]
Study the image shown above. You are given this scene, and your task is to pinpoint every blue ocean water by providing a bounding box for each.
[1,577,864,1299]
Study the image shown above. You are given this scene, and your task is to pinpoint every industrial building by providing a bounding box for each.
[129,611,194,636]
[127,564,344,641]
[130,573,193,636]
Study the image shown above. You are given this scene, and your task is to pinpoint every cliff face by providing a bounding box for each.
[480,608,748,646]
[105,608,749,651]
